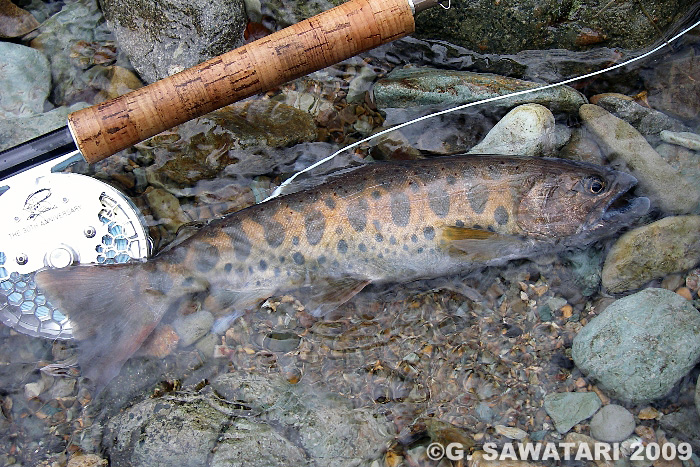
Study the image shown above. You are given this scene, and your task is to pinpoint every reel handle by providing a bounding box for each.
[68,0,434,164]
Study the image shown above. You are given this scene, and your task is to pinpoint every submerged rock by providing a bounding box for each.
[103,372,394,466]
[0,0,40,38]
[543,392,601,434]
[589,404,635,442]
[0,42,51,117]
[29,0,127,106]
[372,67,586,114]
[468,104,556,157]
[572,288,700,404]
[591,94,690,143]
[602,216,700,294]
[99,0,246,82]
[261,0,694,55]
[580,104,700,214]
[143,99,317,188]
[660,130,700,151]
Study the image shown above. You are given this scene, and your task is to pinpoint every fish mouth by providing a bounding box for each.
[600,170,650,224]
[577,170,650,243]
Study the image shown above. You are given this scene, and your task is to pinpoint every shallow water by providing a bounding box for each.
[1,2,700,466]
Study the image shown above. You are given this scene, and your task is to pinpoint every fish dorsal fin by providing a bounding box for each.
[440,226,535,263]
[301,276,371,317]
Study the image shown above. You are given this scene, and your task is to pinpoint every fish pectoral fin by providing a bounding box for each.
[440,226,535,262]
[301,277,371,317]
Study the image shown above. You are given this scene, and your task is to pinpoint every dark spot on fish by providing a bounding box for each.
[256,281,261,286]
[224,263,233,274]
[371,190,381,199]
[161,246,187,265]
[494,205,509,225]
[149,273,173,294]
[373,220,381,231]
[274,267,281,277]
[259,259,268,271]
[223,221,252,261]
[473,224,482,230]
[324,197,336,210]
[304,209,326,246]
[468,184,489,214]
[335,226,343,235]
[358,243,367,252]
[411,234,418,243]
[347,198,368,232]
[409,181,419,193]
[293,252,305,265]
[456,220,465,227]
[318,255,326,264]
[195,244,220,273]
[337,239,348,254]
[378,253,384,258]
[375,233,383,242]
[292,236,300,246]
[423,226,435,241]
[417,247,424,253]
[390,236,396,245]
[249,266,254,274]
[280,256,286,263]
[390,192,410,227]
[332,260,340,268]
[264,220,285,248]
[446,175,456,185]
[183,277,195,287]
[428,188,450,217]
[403,245,409,251]
[487,225,495,232]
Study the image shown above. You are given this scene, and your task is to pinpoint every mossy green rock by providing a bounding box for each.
[572,288,700,404]
[373,68,586,114]
[543,392,601,434]
[602,216,700,294]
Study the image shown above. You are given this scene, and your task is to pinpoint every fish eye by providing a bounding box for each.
[584,176,606,194]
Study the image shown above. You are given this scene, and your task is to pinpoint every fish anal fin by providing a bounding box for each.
[440,226,534,263]
[301,277,371,317]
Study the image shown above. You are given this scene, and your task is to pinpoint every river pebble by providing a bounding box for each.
[590,93,690,142]
[580,104,700,214]
[543,391,601,434]
[660,130,700,151]
[372,67,586,113]
[0,42,51,117]
[601,216,700,294]
[572,288,700,404]
[0,0,39,38]
[468,104,556,157]
[589,404,636,442]
[0,102,89,152]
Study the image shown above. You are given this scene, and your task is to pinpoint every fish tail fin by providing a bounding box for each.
[35,263,171,393]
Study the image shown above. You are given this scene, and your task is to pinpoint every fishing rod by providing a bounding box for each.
[0,0,446,339]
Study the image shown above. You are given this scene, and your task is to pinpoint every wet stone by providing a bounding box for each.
[543,392,601,434]
[0,42,51,117]
[572,288,700,404]
[373,68,586,114]
[589,404,635,443]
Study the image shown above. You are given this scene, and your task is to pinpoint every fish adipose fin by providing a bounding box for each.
[35,264,173,393]
[441,226,537,263]
[301,277,371,317]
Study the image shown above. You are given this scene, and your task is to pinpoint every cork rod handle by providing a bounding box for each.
[68,0,421,163]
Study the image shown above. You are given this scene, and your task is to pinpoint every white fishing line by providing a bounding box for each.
[263,17,700,202]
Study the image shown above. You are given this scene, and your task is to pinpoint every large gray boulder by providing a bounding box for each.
[99,0,247,83]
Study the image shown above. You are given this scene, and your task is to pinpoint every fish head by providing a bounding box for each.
[516,158,650,243]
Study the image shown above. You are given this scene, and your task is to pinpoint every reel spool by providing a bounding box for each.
[0,154,150,339]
